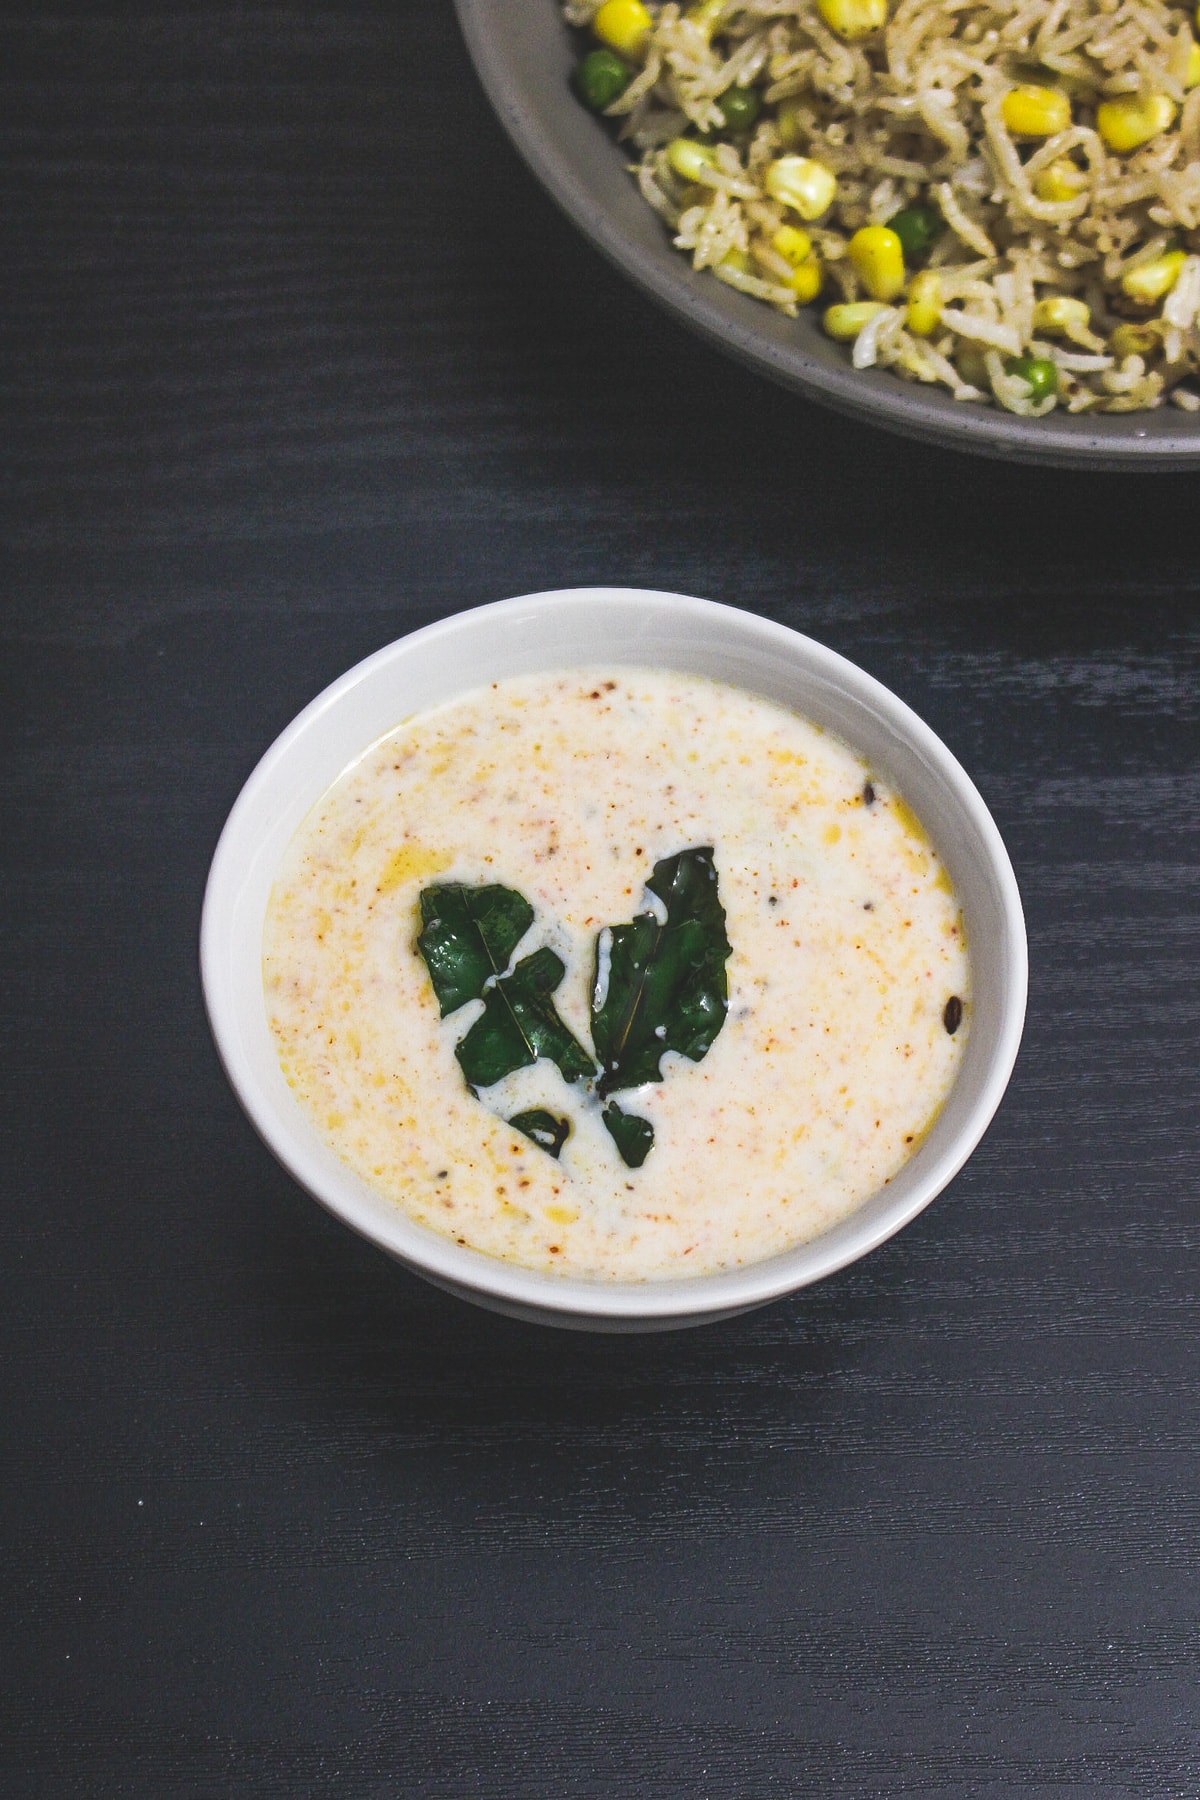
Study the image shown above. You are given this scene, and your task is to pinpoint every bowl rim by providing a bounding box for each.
[453,0,1200,470]
[201,587,1028,1325]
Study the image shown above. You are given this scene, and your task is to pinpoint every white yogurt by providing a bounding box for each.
[263,670,969,1280]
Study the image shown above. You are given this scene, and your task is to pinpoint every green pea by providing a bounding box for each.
[1007,354,1059,401]
[573,47,633,111]
[717,85,761,132]
[887,204,943,264]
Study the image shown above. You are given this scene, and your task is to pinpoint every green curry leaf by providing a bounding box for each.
[591,846,730,1100]
[416,883,533,1017]
[454,945,596,1090]
[600,1103,654,1169]
[416,851,730,1170]
[415,887,595,1099]
[508,1109,571,1158]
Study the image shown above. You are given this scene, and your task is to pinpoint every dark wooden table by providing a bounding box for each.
[6,5,1200,1794]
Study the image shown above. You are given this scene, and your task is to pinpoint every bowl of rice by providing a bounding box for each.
[455,0,1200,464]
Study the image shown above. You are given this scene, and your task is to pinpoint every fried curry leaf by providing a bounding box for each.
[509,1109,571,1159]
[416,883,534,1018]
[591,846,730,1100]
[452,945,596,1091]
[417,853,730,1172]
[601,1103,654,1169]
[415,883,596,1157]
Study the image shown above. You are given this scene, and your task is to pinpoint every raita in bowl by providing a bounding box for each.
[202,589,1026,1329]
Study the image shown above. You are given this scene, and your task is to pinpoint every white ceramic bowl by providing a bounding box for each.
[201,588,1027,1331]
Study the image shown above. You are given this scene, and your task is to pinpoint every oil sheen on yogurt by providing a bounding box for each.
[263,669,970,1281]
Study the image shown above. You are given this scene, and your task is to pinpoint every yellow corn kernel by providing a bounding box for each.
[788,256,824,304]
[847,224,906,301]
[1032,294,1090,335]
[906,269,942,336]
[665,137,718,182]
[816,0,887,39]
[1121,249,1186,303]
[823,301,889,340]
[772,224,813,266]
[1033,158,1088,203]
[764,155,838,220]
[769,223,822,298]
[1111,321,1159,359]
[719,248,750,273]
[1001,84,1072,138]
[592,0,652,59]
[1187,41,1200,88]
[1097,92,1176,153]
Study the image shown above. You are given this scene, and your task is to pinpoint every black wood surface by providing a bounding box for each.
[5,5,1200,1794]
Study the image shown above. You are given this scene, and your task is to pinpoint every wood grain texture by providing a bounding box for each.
[4,4,1200,1795]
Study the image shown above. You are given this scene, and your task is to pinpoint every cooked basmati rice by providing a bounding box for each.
[564,0,1200,413]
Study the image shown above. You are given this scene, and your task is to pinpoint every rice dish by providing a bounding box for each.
[565,0,1200,413]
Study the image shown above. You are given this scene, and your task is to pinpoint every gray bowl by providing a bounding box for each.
[455,0,1200,468]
